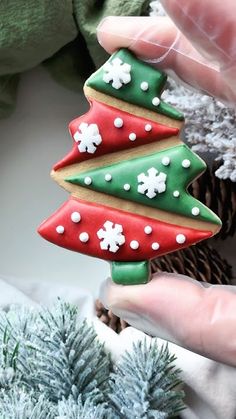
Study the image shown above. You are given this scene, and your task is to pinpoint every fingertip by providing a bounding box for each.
[97,16,133,53]
[99,277,130,310]
[97,17,113,52]
[97,16,177,59]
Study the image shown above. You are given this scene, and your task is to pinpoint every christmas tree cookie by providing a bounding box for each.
[38,48,221,285]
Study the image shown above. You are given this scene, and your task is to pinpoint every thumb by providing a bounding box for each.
[100,273,236,366]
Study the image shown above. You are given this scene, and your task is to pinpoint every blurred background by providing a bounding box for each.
[0,66,109,296]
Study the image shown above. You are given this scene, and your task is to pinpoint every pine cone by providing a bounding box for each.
[189,161,236,239]
[96,243,232,332]
[95,299,129,334]
[151,243,232,285]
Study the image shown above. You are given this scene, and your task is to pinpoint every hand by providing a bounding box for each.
[97,0,236,105]
[100,274,236,367]
[97,0,236,366]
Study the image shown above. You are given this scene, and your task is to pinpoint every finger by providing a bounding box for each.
[97,16,235,104]
[100,273,236,366]
[161,0,236,68]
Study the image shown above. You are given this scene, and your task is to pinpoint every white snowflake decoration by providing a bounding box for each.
[137,167,167,199]
[97,221,125,253]
[103,57,131,89]
[74,123,102,154]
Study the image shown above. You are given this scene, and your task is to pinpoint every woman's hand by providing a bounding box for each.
[97,0,236,367]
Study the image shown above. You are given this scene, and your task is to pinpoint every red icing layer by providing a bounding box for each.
[38,197,212,262]
[53,100,179,171]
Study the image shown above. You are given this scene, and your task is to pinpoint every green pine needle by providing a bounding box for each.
[0,388,55,418]
[0,301,185,418]
[31,300,111,402]
[57,395,112,419]
[109,339,185,418]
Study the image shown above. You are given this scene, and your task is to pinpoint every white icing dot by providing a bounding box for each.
[162,157,170,166]
[144,225,152,234]
[145,124,152,132]
[129,133,137,141]
[114,117,123,128]
[105,173,112,182]
[84,176,92,185]
[140,81,149,91]
[123,184,131,191]
[182,159,191,168]
[192,207,200,216]
[130,240,139,250]
[173,190,180,198]
[176,234,186,244]
[152,242,160,250]
[71,212,81,223]
[56,225,64,234]
[79,232,89,243]
[152,97,160,106]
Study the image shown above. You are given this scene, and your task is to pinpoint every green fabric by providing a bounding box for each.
[74,0,150,68]
[0,0,149,118]
[0,74,20,117]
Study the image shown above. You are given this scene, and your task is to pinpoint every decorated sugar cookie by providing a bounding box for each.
[38,49,221,285]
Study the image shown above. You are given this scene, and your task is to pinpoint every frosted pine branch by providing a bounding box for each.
[32,300,111,403]
[0,307,37,390]
[57,395,113,419]
[0,328,19,389]
[0,301,184,416]
[109,340,185,418]
[0,388,55,418]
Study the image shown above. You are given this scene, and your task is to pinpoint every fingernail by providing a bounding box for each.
[99,277,126,308]
[99,279,140,325]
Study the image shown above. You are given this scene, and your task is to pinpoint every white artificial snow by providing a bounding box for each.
[103,57,131,89]
[74,122,102,154]
[165,82,236,181]
[149,0,166,16]
[0,367,15,386]
[97,221,125,253]
[150,1,236,181]
[137,167,167,198]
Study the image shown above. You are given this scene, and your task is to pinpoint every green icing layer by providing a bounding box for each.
[86,49,184,121]
[111,261,150,285]
[66,144,221,226]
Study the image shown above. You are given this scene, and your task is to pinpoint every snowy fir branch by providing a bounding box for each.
[0,388,56,419]
[0,307,37,390]
[0,301,184,418]
[109,340,185,419]
[0,328,19,389]
[56,395,113,419]
[150,1,236,182]
[32,300,111,403]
